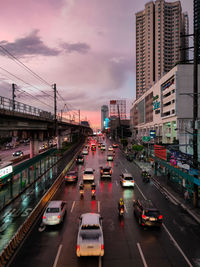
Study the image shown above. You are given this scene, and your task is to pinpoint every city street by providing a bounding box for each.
[9,139,200,267]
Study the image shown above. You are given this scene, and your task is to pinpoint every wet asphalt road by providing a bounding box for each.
[9,139,200,267]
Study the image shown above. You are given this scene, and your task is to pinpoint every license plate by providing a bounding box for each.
[87,246,94,248]
[150,218,156,221]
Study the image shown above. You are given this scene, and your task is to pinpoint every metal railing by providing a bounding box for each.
[0,96,80,124]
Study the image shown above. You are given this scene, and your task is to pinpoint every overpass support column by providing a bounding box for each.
[57,133,62,149]
[30,139,39,158]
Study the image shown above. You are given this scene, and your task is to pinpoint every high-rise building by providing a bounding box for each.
[194,0,200,63]
[136,0,189,99]
[110,100,126,120]
[101,105,109,130]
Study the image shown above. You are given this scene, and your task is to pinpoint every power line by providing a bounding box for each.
[0,45,52,87]
[0,66,54,100]
[0,45,54,99]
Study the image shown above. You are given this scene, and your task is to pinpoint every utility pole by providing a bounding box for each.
[78,109,80,124]
[193,29,199,207]
[53,83,57,135]
[12,83,16,111]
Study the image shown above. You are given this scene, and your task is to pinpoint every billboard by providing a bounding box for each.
[154,145,167,161]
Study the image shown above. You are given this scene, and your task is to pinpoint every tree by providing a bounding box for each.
[132,144,144,152]
[120,139,128,147]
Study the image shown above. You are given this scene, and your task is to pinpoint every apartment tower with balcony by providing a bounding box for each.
[136,0,189,99]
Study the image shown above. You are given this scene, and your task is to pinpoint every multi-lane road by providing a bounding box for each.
[9,138,200,267]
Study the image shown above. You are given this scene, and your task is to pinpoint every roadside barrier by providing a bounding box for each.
[0,142,85,266]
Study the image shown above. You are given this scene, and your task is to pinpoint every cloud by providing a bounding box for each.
[0,30,60,57]
[61,42,91,54]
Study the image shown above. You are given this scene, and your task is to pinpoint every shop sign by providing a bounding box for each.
[142,136,151,142]
[0,165,13,179]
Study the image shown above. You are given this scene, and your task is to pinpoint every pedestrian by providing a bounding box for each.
[184,190,190,203]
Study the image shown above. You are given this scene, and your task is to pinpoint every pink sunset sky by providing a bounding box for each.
[0,0,193,129]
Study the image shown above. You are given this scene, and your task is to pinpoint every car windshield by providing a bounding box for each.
[81,224,100,230]
[145,210,160,217]
[125,177,133,180]
[103,168,110,172]
[84,171,93,175]
[46,207,60,213]
[78,156,83,159]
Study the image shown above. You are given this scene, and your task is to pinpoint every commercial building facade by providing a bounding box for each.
[136,0,189,99]
[131,64,200,158]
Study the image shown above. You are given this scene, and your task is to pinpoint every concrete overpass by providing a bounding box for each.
[0,96,92,157]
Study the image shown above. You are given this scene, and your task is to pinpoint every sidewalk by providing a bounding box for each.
[133,159,200,225]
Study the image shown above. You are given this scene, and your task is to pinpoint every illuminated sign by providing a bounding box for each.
[104,118,110,129]
[0,165,13,179]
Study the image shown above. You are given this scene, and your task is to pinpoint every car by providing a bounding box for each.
[112,144,118,148]
[76,213,104,257]
[120,173,134,187]
[126,153,134,162]
[76,155,84,164]
[100,144,106,151]
[65,171,78,182]
[100,166,112,178]
[108,146,113,151]
[85,144,90,151]
[107,153,114,161]
[91,144,96,151]
[83,168,95,182]
[82,149,89,155]
[13,150,24,157]
[133,199,163,227]
[42,200,66,226]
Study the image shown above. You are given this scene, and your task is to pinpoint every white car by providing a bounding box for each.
[108,146,113,151]
[42,200,66,225]
[83,168,95,181]
[76,213,104,257]
[82,149,89,155]
[100,144,106,151]
[107,153,114,161]
[120,173,135,188]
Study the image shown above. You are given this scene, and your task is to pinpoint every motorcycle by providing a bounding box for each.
[143,174,151,183]
[91,189,96,198]
[80,186,84,199]
[118,205,124,216]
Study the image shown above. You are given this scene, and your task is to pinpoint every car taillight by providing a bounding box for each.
[43,215,46,219]
[57,215,61,219]
[77,245,80,251]
[101,170,103,174]
[159,215,163,220]
[101,244,104,250]
[142,214,147,219]
[109,170,112,174]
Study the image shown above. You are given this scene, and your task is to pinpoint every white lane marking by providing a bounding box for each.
[135,183,147,200]
[125,168,128,172]
[137,243,148,267]
[70,201,75,213]
[98,256,102,267]
[115,181,119,186]
[124,204,128,213]
[137,184,193,267]
[162,224,193,267]
[98,201,100,213]
[97,180,100,186]
[53,244,63,267]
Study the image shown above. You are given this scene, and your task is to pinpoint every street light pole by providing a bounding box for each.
[193,28,199,207]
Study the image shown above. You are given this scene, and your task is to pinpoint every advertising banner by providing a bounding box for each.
[154,145,167,161]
